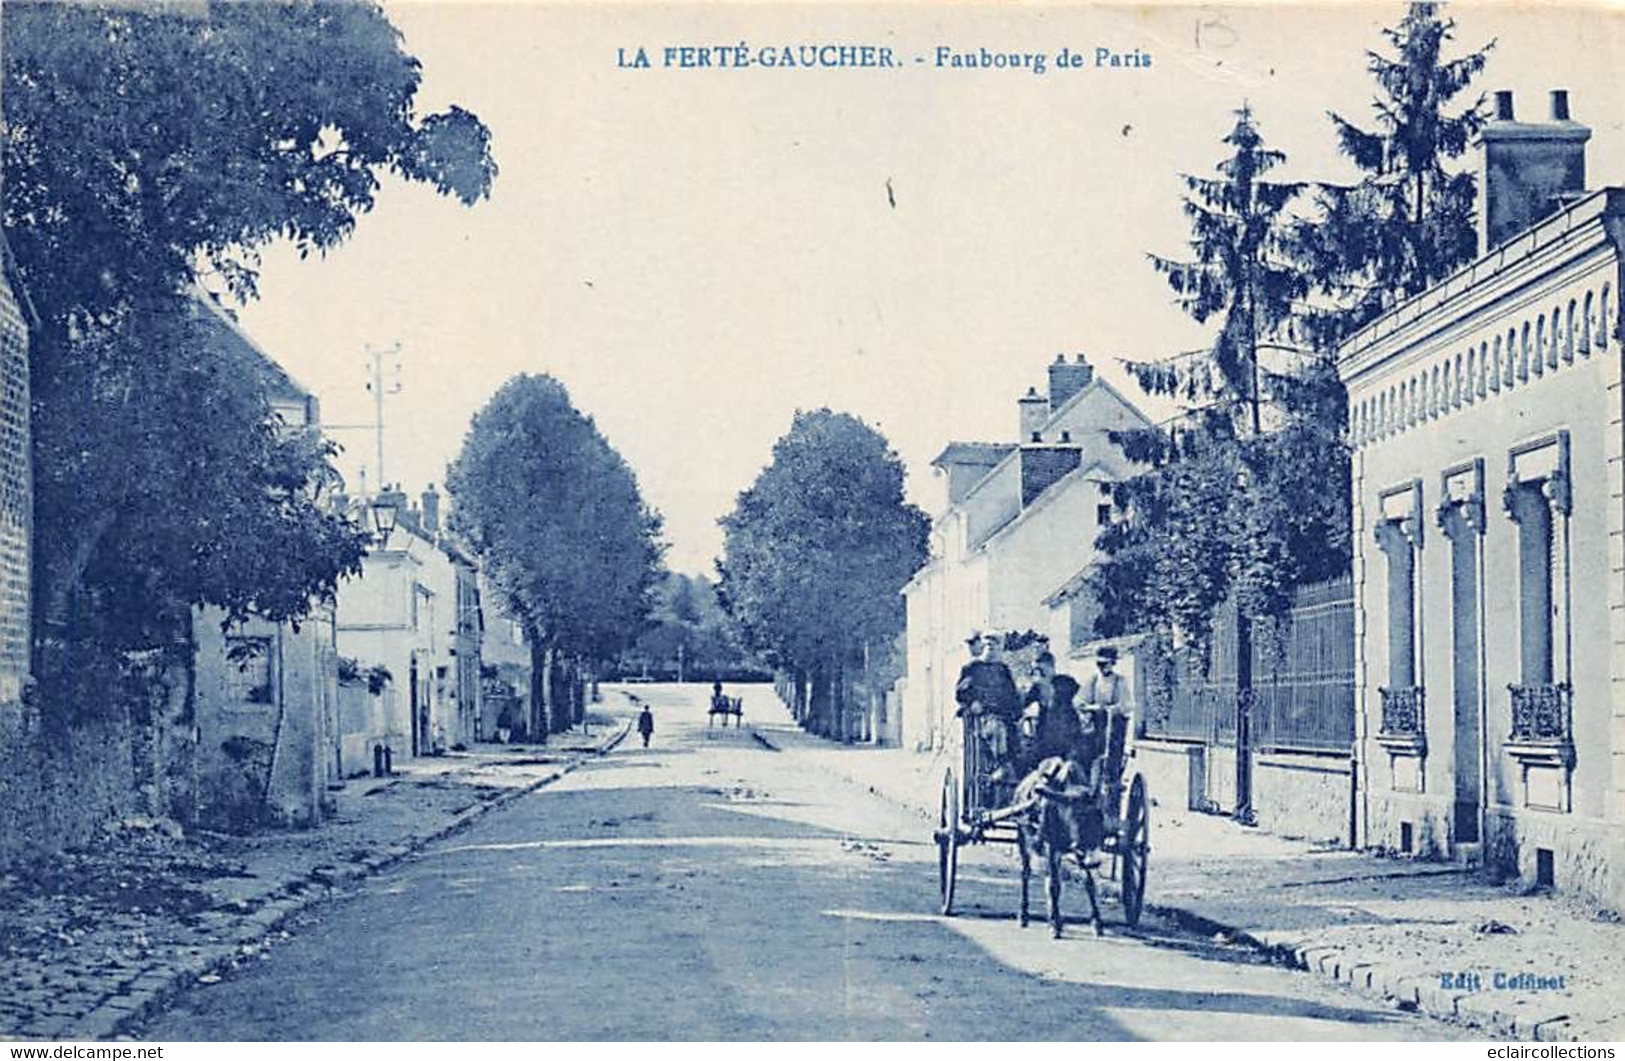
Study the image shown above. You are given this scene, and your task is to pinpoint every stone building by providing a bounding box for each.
[188,293,341,828]
[0,238,31,709]
[900,355,1150,751]
[1340,90,1624,906]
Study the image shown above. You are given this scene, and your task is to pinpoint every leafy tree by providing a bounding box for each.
[447,374,666,736]
[1092,107,1350,820]
[2,2,496,707]
[1096,105,1312,641]
[719,409,928,739]
[1298,2,1492,336]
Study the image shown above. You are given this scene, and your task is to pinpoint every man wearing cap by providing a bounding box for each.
[1080,646,1127,713]
[1078,645,1130,793]
[954,632,1020,781]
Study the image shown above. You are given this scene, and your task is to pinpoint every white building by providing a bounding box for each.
[336,486,479,757]
[1339,89,1625,907]
[900,355,1151,751]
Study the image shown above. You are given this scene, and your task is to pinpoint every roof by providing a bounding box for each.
[1338,186,1625,375]
[1038,371,1154,436]
[957,377,1145,514]
[188,284,315,403]
[976,457,1115,556]
[930,441,1016,468]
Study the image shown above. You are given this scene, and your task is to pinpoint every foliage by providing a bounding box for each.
[30,299,368,653]
[1296,2,1492,339]
[3,1,497,318]
[719,409,929,682]
[446,374,666,663]
[1142,104,1307,435]
[615,572,764,681]
[1094,106,1346,649]
[337,656,393,694]
[3,2,496,671]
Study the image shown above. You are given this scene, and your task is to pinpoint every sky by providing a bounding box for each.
[229,1,1625,575]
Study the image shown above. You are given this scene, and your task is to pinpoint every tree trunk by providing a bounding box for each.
[542,644,561,734]
[529,639,548,744]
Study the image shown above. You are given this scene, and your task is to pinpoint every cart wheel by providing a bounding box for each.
[937,767,960,916]
[1120,773,1150,927]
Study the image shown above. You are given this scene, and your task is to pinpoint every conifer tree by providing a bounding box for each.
[1300,2,1493,336]
[1092,106,1338,821]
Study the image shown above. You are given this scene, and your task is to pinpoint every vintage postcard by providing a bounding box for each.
[2,0,1624,1047]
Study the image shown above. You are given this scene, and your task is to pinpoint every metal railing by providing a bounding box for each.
[1509,682,1571,743]
[1143,575,1355,755]
[1378,685,1425,737]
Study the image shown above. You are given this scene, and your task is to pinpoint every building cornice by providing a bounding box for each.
[1339,188,1624,384]
[1339,188,1623,450]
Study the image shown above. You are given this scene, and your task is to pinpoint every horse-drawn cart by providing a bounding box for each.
[934,702,1150,936]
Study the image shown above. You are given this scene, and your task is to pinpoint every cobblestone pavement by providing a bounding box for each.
[744,688,1625,1042]
[130,683,1458,1041]
[0,714,629,1041]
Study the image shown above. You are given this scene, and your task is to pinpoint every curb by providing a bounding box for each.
[60,718,632,1042]
[791,746,1572,1043]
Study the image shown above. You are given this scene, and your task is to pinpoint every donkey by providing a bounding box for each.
[1014,756,1106,938]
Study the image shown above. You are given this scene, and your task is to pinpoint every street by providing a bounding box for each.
[138,684,1462,1041]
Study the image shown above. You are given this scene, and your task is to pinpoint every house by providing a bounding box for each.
[336,484,483,757]
[1338,89,1625,906]
[900,355,1151,751]
[187,292,341,829]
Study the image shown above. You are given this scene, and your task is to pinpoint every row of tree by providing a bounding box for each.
[718,410,929,739]
[609,572,769,684]
[446,375,666,738]
[1088,3,1493,816]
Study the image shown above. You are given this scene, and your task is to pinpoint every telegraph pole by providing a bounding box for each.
[326,345,403,498]
[367,342,403,490]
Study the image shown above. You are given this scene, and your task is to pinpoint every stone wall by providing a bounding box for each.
[0,652,195,866]
[1253,751,1354,845]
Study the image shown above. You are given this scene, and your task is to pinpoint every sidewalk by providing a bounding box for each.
[743,691,1625,1042]
[0,709,632,1042]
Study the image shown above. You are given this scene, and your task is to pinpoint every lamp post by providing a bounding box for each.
[369,487,403,546]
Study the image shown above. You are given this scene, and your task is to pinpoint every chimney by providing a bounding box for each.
[421,483,441,535]
[1047,354,1094,414]
[1019,445,1083,508]
[1019,386,1048,442]
[1479,89,1590,252]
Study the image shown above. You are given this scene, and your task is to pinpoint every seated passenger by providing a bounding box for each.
[1016,650,1082,779]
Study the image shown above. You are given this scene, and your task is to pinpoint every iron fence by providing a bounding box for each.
[1144,575,1354,755]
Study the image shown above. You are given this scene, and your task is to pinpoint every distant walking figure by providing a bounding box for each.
[637,706,655,748]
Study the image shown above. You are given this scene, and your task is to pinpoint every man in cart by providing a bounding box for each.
[1077,645,1131,799]
[954,631,1021,787]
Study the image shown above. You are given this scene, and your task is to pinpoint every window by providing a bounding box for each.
[1374,482,1423,712]
[225,635,273,704]
[1504,433,1570,689]
[1096,503,1113,527]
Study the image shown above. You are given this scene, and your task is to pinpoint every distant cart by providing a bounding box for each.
[707,695,744,731]
[934,703,1149,936]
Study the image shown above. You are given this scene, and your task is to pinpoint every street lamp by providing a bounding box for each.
[370,488,403,545]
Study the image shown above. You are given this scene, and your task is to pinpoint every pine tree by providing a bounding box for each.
[1094,105,1307,643]
[1300,2,1493,336]
[1092,106,1332,821]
